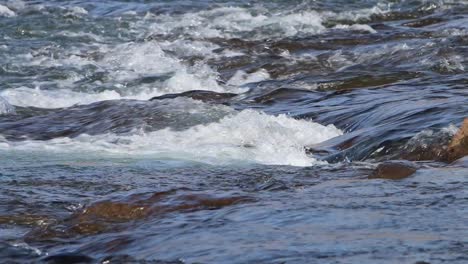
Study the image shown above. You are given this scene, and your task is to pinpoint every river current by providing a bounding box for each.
[0,0,467,263]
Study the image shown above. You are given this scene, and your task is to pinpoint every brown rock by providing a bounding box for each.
[369,160,418,180]
[443,118,468,162]
[26,190,253,240]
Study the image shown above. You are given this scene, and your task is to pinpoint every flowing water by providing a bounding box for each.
[1,0,467,263]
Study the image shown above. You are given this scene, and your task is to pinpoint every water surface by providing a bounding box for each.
[0,0,467,263]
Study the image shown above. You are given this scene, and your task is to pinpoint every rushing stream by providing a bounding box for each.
[0,0,467,263]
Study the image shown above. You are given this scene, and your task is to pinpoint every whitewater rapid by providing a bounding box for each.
[1,107,342,166]
[0,1,393,109]
[2,0,464,167]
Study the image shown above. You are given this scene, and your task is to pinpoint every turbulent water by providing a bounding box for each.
[1,0,468,263]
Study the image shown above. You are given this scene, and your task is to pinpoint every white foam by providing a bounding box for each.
[334,24,377,33]
[58,31,104,42]
[144,7,325,39]
[159,40,220,57]
[228,69,270,86]
[67,6,88,16]
[0,96,15,114]
[0,4,16,17]
[164,67,223,94]
[101,41,245,94]
[0,4,394,110]
[324,4,390,22]
[2,110,342,166]
[0,87,121,108]
[101,41,180,81]
[5,0,25,11]
[435,54,465,73]
[3,39,252,108]
[138,4,392,40]
[0,83,238,109]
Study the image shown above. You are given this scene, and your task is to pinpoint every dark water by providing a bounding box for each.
[0,0,467,263]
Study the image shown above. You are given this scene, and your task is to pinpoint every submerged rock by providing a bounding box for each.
[26,190,253,241]
[399,118,468,163]
[369,119,468,179]
[150,90,237,104]
[442,118,468,162]
[369,160,418,180]
[43,254,93,264]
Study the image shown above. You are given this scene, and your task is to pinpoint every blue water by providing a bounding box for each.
[0,0,467,263]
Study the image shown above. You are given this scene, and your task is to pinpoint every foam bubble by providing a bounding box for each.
[2,110,342,166]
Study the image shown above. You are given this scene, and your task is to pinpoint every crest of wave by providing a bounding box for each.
[144,6,325,39]
[0,4,16,17]
[139,3,393,39]
[90,41,233,94]
[4,110,342,166]
[0,96,15,115]
[0,40,249,108]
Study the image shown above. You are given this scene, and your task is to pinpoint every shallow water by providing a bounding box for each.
[0,0,467,263]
